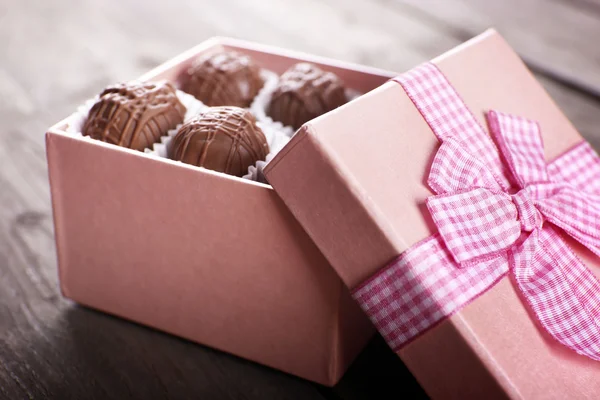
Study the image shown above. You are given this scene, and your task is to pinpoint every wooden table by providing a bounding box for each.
[1,0,599,398]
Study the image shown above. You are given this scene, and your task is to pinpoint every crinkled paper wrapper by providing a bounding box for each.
[64,69,360,183]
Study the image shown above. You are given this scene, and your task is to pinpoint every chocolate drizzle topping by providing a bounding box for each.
[267,63,347,129]
[180,51,264,108]
[83,81,185,151]
[169,106,269,177]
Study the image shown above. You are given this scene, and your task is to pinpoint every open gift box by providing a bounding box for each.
[265,29,600,398]
[45,37,398,385]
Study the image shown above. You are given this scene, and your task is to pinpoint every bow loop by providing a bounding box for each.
[428,139,508,195]
[487,110,549,188]
[427,188,521,264]
[427,109,600,357]
[548,142,600,196]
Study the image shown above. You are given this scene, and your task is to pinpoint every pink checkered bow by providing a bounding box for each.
[352,63,600,360]
[427,110,600,359]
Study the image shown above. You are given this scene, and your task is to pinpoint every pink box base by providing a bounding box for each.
[46,37,396,385]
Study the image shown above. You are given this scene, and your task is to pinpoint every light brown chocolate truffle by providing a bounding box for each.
[267,63,347,129]
[180,51,264,107]
[169,106,269,177]
[82,81,185,151]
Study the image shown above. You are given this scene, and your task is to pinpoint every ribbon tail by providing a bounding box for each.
[511,227,600,360]
[352,234,509,351]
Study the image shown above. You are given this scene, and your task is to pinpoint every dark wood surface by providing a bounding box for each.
[1,0,598,398]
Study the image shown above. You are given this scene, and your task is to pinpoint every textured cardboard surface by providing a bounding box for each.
[265,30,600,397]
[46,37,396,385]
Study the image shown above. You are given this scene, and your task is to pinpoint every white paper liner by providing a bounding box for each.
[346,88,362,101]
[65,97,97,137]
[244,70,362,182]
[236,69,293,181]
[62,68,363,184]
[243,117,292,182]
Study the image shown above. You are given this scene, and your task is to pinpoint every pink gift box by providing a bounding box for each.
[265,29,600,398]
[45,37,397,386]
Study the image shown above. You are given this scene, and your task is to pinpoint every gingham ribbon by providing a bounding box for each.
[352,63,600,360]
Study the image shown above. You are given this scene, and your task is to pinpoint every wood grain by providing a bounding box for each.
[0,0,598,398]
[399,0,600,89]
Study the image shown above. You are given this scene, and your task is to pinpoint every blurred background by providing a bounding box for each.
[1,0,599,399]
[3,0,600,148]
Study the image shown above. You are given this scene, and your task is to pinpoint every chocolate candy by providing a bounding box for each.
[180,51,263,108]
[83,81,185,151]
[169,106,269,177]
[267,63,347,129]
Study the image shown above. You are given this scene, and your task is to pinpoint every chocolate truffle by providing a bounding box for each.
[83,81,185,151]
[169,106,269,177]
[180,51,263,108]
[267,63,347,129]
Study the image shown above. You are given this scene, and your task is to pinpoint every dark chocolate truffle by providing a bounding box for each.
[83,81,185,151]
[169,106,269,177]
[180,51,263,108]
[267,63,347,129]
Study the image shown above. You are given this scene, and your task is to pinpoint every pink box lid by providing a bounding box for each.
[264,29,600,398]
